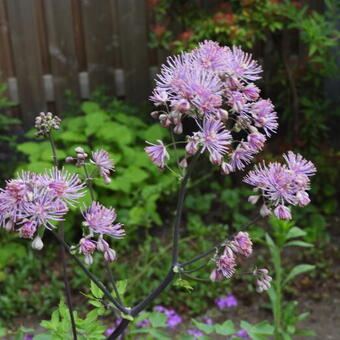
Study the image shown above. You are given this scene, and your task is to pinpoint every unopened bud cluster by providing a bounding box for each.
[65,147,88,167]
[35,112,61,136]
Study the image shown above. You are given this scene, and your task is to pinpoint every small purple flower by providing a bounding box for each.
[230,145,254,170]
[82,201,125,238]
[187,329,204,338]
[42,168,85,206]
[230,232,253,257]
[251,99,277,136]
[243,152,316,219]
[153,306,182,329]
[254,268,272,293]
[200,118,232,165]
[215,292,238,310]
[274,205,292,220]
[136,319,150,328]
[216,247,237,279]
[91,149,115,184]
[231,329,250,339]
[145,140,169,169]
[18,220,37,239]
[166,309,182,328]
[23,335,34,340]
[226,46,262,82]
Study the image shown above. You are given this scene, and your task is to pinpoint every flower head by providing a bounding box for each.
[216,247,237,279]
[145,140,169,169]
[200,118,232,165]
[215,292,238,310]
[91,150,115,184]
[82,202,125,238]
[230,231,253,257]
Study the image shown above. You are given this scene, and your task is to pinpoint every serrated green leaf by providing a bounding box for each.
[192,319,215,334]
[174,279,194,291]
[215,320,235,335]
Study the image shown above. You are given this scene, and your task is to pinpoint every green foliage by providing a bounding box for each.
[15,97,176,231]
[0,80,20,182]
[39,300,106,340]
[266,217,315,339]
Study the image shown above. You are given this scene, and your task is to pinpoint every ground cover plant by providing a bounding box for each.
[0,42,317,340]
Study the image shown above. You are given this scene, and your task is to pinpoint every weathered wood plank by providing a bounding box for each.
[0,0,13,82]
[117,0,150,103]
[6,0,46,124]
[44,0,79,111]
[80,0,115,93]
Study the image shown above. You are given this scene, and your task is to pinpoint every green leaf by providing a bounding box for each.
[33,334,53,340]
[284,240,313,248]
[139,124,168,141]
[174,279,194,292]
[286,227,306,240]
[214,320,236,335]
[240,320,274,339]
[121,313,134,321]
[90,281,104,299]
[192,319,215,334]
[148,312,167,328]
[130,328,171,340]
[116,280,128,297]
[58,131,87,143]
[283,264,315,287]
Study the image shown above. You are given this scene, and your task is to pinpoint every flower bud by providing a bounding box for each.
[150,111,159,119]
[210,269,223,282]
[179,158,188,169]
[260,204,272,217]
[248,195,260,204]
[173,123,183,135]
[97,237,110,252]
[65,157,75,164]
[84,254,93,265]
[104,248,116,262]
[221,162,233,175]
[4,219,14,232]
[75,147,85,154]
[32,236,44,250]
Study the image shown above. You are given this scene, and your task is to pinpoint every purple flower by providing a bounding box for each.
[254,268,272,293]
[192,40,229,73]
[228,91,246,113]
[82,201,125,238]
[91,149,115,184]
[22,188,68,228]
[23,335,33,340]
[145,140,169,169]
[166,309,182,328]
[230,232,253,257]
[187,329,204,338]
[284,151,316,177]
[247,131,266,152]
[42,168,85,206]
[18,220,37,239]
[230,145,254,170]
[231,329,250,339]
[226,46,262,82]
[251,99,278,136]
[200,118,232,165]
[243,152,316,219]
[242,83,260,101]
[216,247,237,279]
[153,306,182,329]
[215,292,238,310]
[136,319,150,328]
[79,238,96,255]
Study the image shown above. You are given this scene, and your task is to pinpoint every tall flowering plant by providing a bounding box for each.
[0,41,316,339]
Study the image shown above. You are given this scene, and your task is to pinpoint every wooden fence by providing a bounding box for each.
[0,0,163,125]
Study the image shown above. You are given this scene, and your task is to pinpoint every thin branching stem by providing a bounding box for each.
[48,132,77,340]
[50,229,128,314]
[106,153,199,339]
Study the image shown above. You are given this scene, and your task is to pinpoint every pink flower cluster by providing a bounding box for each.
[244,151,316,220]
[0,169,84,247]
[210,232,253,281]
[80,201,125,264]
[147,41,277,171]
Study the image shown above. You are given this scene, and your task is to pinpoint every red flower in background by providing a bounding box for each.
[214,13,237,26]
[178,29,194,42]
[152,25,166,38]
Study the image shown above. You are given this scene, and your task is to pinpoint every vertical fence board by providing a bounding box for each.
[117,0,150,103]
[44,0,79,111]
[0,0,13,82]
[80,0,115,93]
[6,0,45,124]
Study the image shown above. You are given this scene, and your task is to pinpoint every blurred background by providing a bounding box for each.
[0,0,339,338]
